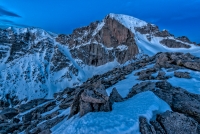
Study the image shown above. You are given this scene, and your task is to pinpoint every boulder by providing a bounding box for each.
[139,116,156,134]
[109,88,123,103]
[68,82,113,118]
[140,111,200,134]
[154,111,199,134]
[174,71,191,79]
[81,89,106,103]
[156,71,166,80]
[182,61,200,71]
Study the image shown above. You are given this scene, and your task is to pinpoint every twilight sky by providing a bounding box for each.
[0,0,199,43]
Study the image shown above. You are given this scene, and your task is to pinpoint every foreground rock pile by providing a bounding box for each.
[0,52,200,134]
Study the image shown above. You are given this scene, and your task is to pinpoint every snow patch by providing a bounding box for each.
[92,21,105,36]
[109,13,147,33]
[106,64,154,98]
[116,45,128,51]
[166,69,200,94]
[51,91,171,134]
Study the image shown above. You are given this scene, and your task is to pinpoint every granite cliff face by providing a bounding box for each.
[57,15,139,65]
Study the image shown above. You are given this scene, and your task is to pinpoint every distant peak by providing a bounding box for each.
[105,13,148,33]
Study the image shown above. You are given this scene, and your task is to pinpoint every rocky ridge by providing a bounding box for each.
[0,13,200,133]
[0,52,200,133]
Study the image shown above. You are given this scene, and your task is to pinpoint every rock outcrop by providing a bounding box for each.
[174,71,191,79]
[160,39,191,48]
[135,23,173,41]
[68,15,139,65]
[68,81,112,118]
[140,111,200,134]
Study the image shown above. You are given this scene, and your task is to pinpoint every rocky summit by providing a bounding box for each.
[0,13,200,134]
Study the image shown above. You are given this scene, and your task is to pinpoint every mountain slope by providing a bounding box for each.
[1,13,199,102]
[0,13,200,134]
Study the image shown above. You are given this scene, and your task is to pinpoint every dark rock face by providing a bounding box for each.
[0,100,9,110]
[22,101,56,123]
[155,52,200,71]
[30,115,65,134]
[0,108,18,120]
[50,47,71,72]
[155,111,199,134]
[160,39,191,48]
[70,43,115,66]
[68,81,112,118]
[176,36,195,44]
[140,111,199,134]
[135,23,159,35]
[139,116,156,134]
[135,23,197,48]
[135,23,173,41]
[156,71,167,80]
[109,88,123,103]
[134,67,157,80]
[97,16,136,48]
[182,61,200,71]
[57,15,139,65]
[17,99,49,112]
[174,71,191,79]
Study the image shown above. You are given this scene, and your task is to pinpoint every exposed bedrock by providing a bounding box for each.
[57,15,139,66]
[139,111,200,134]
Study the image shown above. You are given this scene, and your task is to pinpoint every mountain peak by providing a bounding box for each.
[106,13,148,31]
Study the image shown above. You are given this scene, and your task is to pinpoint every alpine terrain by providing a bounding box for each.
[0,13,200,134]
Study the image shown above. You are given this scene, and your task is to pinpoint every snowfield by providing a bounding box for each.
[52,91,171,134]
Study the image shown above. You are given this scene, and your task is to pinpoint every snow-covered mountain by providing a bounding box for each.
[1,13,199,102]
[0,13,200,134]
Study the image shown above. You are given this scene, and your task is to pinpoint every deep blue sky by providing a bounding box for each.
[0,0,199,43]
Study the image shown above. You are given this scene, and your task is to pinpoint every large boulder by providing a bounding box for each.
[140,111,200,134]
[68,81,112,118]
[155,111,199,134]
[139,116,156,134]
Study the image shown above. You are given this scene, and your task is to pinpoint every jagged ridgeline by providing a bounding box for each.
[0,13,200,134]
